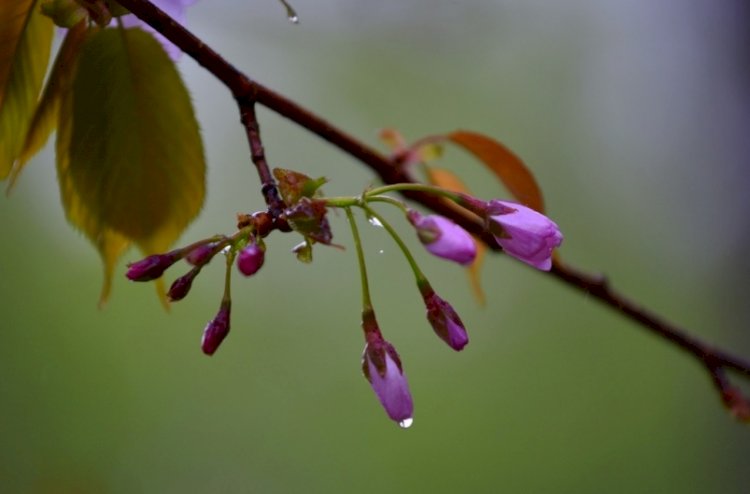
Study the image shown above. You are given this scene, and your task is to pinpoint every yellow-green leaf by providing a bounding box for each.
[0,0,54,178]
[447,130,545,213]
[7,21,87,191]
[59,26,205,304]
[56,78,131,306]
[425,166,486,306]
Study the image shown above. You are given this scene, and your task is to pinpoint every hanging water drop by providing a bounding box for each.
[398,417,414,429]
[277,0,299,24]
[368,216,383,228]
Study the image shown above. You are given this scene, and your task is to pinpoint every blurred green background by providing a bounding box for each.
[2,1,749,492]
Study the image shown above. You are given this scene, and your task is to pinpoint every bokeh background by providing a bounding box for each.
[2,0,749,492]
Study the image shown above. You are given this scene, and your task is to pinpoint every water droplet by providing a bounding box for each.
[368,216,383,228]
[278,0,299,24]
[398,418,413,429]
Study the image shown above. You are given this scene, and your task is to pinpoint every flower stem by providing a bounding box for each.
[345,207,373,313]
[366,183,461,202]
[367,195,409,214]
[222,248,236,304]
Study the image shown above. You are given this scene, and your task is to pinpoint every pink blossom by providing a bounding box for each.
[362,336,414,426]
[407,211,476,265]
[488,200,563,271]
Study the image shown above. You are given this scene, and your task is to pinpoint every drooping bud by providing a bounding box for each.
[167,268,200,302]
[236,242,265,276]
[420,286,469,351]
[486,200,563,271]
[201,301,231,356]
[362,334,414,428]
[126,253,179,281]
[407,210,476,265]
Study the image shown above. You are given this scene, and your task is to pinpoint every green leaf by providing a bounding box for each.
[56,78,131,306]
[59,26,205,304]
[0,0,54,178]
[446,130,545,213]
[7,22,87,191]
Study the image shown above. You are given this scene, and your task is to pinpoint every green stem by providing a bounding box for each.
[361,205,428,288]
[324,196,358,208]
[222,249,236,304]
[367,195,409,214]
[366,183,461,202]
[345,207,373,313]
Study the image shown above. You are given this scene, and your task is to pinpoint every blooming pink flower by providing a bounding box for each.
[201,301,231,355]
[362,336,414,426]
[487,200,563,271]
[422,289,469,351]
[236,243,265,277]
[407,211,476,265]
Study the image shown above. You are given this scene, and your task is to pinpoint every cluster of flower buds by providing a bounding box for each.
[348,190,563,425]
[125,217,272,355]
[124,170,564,428]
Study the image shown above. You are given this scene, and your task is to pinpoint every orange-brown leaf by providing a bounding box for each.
[447,130,545,213]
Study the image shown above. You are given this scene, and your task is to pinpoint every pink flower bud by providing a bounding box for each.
[201,302,231,355]
[362,336,414,427]
[167,268,199,302]
[236,243,265,277]
[407,211,476,265]
[422,289,469,351]
[487,200,563,271]
[125,253,178,281]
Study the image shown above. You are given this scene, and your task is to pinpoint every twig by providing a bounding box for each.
[115,0,750,420]
[239,102,285,215]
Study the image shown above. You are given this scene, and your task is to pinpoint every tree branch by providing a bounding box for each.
[115,0,750,421]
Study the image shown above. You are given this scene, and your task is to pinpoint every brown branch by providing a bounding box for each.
[238,101,285,215]
[116,0,750,421]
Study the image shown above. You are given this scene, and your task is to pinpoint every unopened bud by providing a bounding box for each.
[126,253,178,281]
[167,268,199,302]
[237,243,265,276]
[362,334,414,427]
[407,210,476,265]
[201,302,231,355]
[422,287,469,351]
